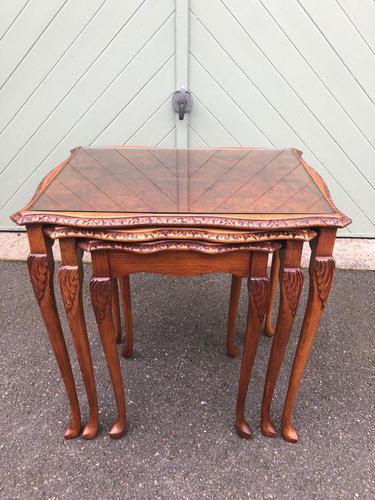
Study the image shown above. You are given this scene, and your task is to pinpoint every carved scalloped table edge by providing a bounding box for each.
[78,239,282,255]
[43,226,318,244]
[11,211,351,231]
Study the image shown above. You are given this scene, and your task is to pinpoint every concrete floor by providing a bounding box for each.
[0,261,374,499]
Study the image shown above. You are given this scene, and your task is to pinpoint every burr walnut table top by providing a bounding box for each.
[11,147,351,230]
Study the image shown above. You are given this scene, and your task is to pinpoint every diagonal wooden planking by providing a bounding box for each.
[190,55,274,147]
[0,2,175,229]
[190,0,375,234]
[189,15,369,232]
[0,0,163,172]
[189,127,209,148]
[224,0,375,186]
[156,128,176,148]
[298,0,375,103]
[189,15,372,231]
[0,0,107,133]
[0,12,175,207]
[0,54,175,227]
[1,0,374,236]
[336,0,375,54]
[190,99,238,147]
[259,0,375,147]
[0,0,67,88]
[0,0,30,40]
[126,99,175,147]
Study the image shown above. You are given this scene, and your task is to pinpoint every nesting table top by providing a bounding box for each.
[11,147,351,230]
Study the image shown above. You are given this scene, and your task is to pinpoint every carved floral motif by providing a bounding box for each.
[44,226,317,244]
[90,278,111,321]
[248,277,270,323]
[282,269,304,317]
[58,266,79,312]
[79,239,281,255]
[314,257,336,306]
[27,254,49,303]
[11,211,352,230]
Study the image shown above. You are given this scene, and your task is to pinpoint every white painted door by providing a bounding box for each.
[1,0,374,236]
[187,0,375,237]
[0,0,178,228]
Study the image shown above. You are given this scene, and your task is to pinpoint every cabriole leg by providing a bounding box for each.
[261,240,304,438]
[91,276,126,438]
[226,275,242,357]
[26,225,81,439]
[236,252,269,438]
[281,229,336,442]
[111,279,122,343]
[264,250,280,337]
[59,238,99,439]
[120,275,133,358]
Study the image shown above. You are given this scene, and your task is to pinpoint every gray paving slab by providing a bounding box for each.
[0,262,374,499]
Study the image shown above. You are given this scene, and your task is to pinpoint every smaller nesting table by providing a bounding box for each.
[79,237,281,439]
[11,147,351,441]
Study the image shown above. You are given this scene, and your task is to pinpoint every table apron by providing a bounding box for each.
[106,250,253,278]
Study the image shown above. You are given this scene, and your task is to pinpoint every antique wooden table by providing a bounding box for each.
[11,147,351,442]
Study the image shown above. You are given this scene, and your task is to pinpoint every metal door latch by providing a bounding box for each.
[172,88,192,120]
